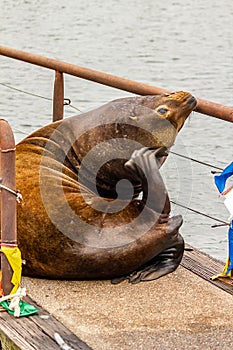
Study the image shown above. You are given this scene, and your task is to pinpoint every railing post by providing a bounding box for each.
[0,119,17,295]
[53,71,64,122]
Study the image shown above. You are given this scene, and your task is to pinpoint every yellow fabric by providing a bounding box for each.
[211,257,232,280]
[1,247,22,294]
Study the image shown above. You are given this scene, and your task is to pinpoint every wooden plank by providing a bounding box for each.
[182,244,233,295]
[0,296,93,350]
[25,296,92,350]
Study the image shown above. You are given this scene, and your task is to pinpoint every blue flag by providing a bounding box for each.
[226,223,233,274]
[211,162,233,279]
[214,162,233,193]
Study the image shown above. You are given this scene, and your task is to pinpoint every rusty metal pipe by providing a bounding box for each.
[195,98,233,123]
[53,71,64,122]
[0,119,17,295]
[1,45,233,123]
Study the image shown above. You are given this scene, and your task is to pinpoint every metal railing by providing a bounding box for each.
[1,45,233,123]
[0,45,233,295]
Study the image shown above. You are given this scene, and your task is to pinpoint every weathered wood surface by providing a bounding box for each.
[0,296,92,350]
[182,244,233,295]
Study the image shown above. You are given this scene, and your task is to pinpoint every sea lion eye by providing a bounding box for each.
[157,108,168,115]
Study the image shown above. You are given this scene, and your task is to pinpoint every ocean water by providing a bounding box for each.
[1,0,233,261]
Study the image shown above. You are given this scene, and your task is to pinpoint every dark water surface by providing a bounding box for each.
[1,0,233,261]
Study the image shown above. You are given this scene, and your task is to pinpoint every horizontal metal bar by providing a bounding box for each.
[1,45,233,123]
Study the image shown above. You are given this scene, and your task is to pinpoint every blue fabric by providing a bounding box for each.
[214,162,233,193]
[226,223,233,274]
[214,162,233,275]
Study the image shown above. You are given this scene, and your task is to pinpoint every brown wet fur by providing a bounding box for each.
[15,92,196,279]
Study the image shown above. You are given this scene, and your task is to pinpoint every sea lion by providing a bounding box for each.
[15,91,197,282]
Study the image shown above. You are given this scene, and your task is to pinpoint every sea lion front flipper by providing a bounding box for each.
[111,233,184,284]
[124,147,169,213]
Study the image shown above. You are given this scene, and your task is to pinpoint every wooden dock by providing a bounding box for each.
[182,244,233,295]
[0,245,232,350]
[0,297,92,349]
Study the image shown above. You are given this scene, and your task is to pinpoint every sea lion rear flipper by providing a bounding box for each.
[111,233,184,284]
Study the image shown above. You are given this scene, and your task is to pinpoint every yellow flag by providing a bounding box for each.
[211,258,232,280]
[1,246,22,295]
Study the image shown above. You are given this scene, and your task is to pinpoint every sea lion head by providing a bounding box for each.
[61,91,196,199]
[137,91,197,132]
[109,91,197,150]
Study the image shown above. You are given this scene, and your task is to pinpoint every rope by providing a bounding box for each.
[0,82,51,101]
[0,182,23,203]
[169,153,227,228]
[0,287,26,303]
[12,127,28,135]
[170,151,223,171]
[0,287,26,318]
[0,82,82,112]
[171,200,229,227]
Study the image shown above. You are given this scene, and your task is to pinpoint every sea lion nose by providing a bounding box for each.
[187,95,197,108]
[188,96,196,103]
